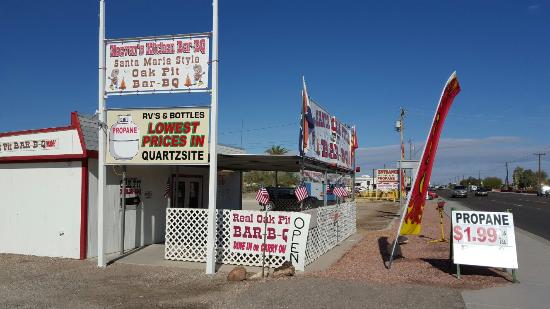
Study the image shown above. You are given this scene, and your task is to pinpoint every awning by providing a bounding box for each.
[218,154,353,174]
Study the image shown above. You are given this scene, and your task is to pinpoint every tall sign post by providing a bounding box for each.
[97,0,107,268]
[96,0,220,274]
[205,0,219,275]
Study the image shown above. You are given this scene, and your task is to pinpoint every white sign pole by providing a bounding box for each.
[205,0,219,275]
[97,0,107,268]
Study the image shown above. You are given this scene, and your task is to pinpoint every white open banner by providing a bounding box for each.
[452,210,518,269]
[105,34,210,95]
[229,210,311,271]
[105,107,209,165]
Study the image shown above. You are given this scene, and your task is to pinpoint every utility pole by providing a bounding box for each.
[395,108,406,201]
[534,153,546,195]
[505,161,510,189]
[478,170,481,187]
[240,120,244,149]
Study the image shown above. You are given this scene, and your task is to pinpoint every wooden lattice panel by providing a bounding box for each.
[165,202,357,269]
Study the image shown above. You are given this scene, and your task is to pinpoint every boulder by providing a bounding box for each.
[272,261,295,278]
[227,266,247,281]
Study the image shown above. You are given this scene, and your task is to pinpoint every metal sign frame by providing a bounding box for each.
[97,0,220,276]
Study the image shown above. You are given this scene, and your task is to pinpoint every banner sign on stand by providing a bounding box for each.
[120,177,141,207]
[105,34,210,95]
[229,210,311,271]
[106,107,209,165]
[376,169,399,191]
[452,210,518,269]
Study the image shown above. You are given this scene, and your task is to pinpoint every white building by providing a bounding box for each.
[0,112,244,259]
[355,174,374,190]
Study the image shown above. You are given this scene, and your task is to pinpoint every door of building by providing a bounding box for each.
[174,177,203,208]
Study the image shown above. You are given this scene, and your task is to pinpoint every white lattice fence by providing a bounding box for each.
[305,202,357,265]
[165,201,357,269]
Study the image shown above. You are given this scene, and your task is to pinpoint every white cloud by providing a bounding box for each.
[356,136,550,184]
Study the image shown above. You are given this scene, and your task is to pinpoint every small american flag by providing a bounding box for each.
[163,178,171,199]
[333,186,348,198]
[256,187,270,206]
[294,185,309,203]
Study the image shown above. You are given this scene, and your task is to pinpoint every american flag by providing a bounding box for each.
[256,187,270,206]
[294,185,309,203]
[163,178,171,199]
[333,186,349,198]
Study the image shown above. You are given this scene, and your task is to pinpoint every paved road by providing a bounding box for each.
[438,189,550,241]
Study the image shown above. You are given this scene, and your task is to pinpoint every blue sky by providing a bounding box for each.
[0,0,548,183]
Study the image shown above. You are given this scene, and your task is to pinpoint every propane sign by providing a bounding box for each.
[452,210,518,269]
[106,107,209,165]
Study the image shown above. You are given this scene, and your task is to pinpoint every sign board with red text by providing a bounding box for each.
[105,34,210,95]
[302,100,353,170]
[0,130,83,159]
[452,210,518,269]
[105,107,209,165]
[376,169,399,191]
[229,210,311,271]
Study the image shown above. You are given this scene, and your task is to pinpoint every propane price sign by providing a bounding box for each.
[452,210,518,269]
[106,107,209,165]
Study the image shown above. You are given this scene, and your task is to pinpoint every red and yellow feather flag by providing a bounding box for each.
[399,72,461,235]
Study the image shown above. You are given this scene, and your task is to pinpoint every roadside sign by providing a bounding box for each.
[452,210,518,269]
[105,34,210,95]
[376,169,399,191]
[229,210,311,271]
[105,107,209,165]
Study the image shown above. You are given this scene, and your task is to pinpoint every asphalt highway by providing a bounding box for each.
[438,189,550,241]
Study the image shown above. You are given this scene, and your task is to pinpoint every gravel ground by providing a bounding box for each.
[0,199,477,308]
[0,253,463,309]
[314,199,513,289]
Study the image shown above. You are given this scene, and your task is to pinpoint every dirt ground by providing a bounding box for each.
[0,199,468,308]
[355,198,400,232]
[0,253,464,309]
[315,199,513,290]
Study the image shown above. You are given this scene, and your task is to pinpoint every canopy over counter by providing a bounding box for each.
[218,154,354,174]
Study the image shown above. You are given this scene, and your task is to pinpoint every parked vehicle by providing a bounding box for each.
[451,185,468,198]
[426,190,438,200]
[475,187,489,197]
[261,184,329,211]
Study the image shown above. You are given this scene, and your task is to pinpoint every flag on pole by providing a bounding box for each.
[333,186,348,198]
[256,187,270,206]
[294,185,309,203]
[163,177,171,199]
[299,77,314,155]
[351,126,359,153]
[399,72,461,235]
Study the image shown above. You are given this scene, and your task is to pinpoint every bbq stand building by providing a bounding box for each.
[0,0,358,273]
[0,111,358,271]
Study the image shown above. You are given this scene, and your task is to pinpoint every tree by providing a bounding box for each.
[265,145,289,187]
[242,145,296,191]
[459,177,481,187]
[512,166,542,189]
[265,145,288,155]
[482,177,502,189]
